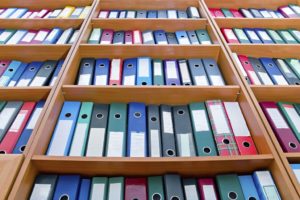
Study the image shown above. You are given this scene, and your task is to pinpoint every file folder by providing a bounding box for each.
[68,30,79,44]
[160,105,176,157]
[69,102,93,156]
[109,59,122,85]
[178,59,192,85]
[90,177,108,200]
[13,101,45,154]
[77,58,95,85]
[278,30,298,44]
[289,4,300,16]
[233,28,250,43]
[137,57,152,85]
[187,31,200,45]
[79,6,91,19]
[30,60,57,86]
[239,9,254,18]
[232,53,250,84]
[0,8,17,18]
[122,58,137,85]
[244,28,262,44]
[49,9,62,18]
[196,30,212,44]
[275,59,300,85]
[167,10,177,19]
[0,102,35,154]
[166,32,178,44]
[221,28,239,43]
[100,30,114,44]
[253,171,281,200]
[164,60,181,85]
[278,102,300,142]
[49,60,64,86]
[0,101,23,142]
[0,60,22,86]
[53,175,81,200]
[222,8,233,18]
[260,9,273,18]
[106,103,127,157]
[142,30,155,44]
[108,177,124,200]
[250,9,263,18]
[154,30,168,44]
[137,10,147,18]
[178,10,188,19]
[153,59,164,85]
[0,29,15,44]
[230,9,244,18]
[148,10,158,18]
[189,102,217,156]
[16,62,43,87]
[216,174,244,200]
[206,100,239,156]
[248,57,273,85]
[157,10,167,18]
[86,104,109,157]
[260,58,288,85]
[78,179,91,200]
[260,102,300,152]
[224,102,257,155]
[164,174,184,200]
[133,30,142,44]
[127,102,147,157]
[29,174,57,200]
[147,105,162,157]
[109,10,119,18]
[203,58,225,86]
[278,6,298,18]
[238,55,261,85]
[36,9,49,18]
[187,7,200,18]
[173,105,196,156]
[291,164,300,183]
[125,31,133,44]
[183,179,200,200]
[88,28,102,44]
[56,28,74,44]
[47,101,81,156]
[6,30,27,44]
[239,175,260,200]
[266,30,285,44]
[198,179,218,200]
[255,29,274,44]
[94,58,109,85]
[285,59,300,79]
[70,7,83,18]
[175,31,190,44]
[188,59,209,86]
[125,178,147,200]
[289,29,300,43]
[43,28,63,44]
[119,11,126,19]
[113,31,125,44]
[210,9,225,18]
[0,60,10,77]
[58,6,75,18]
[148,176,164,200]
[32,29,50,44]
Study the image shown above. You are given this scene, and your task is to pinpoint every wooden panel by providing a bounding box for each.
[252,86,300,102]
[0,87,50,101]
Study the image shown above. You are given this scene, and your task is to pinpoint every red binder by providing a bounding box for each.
[229,9,244,18]
[100,29,114,44]
[238,55,261,85]
[209,8,225,18]
[133,30,142,44]
[0,60,11,77]
[198,178,219,200]
[260,102,300,152]
[125,178,147,200]
[109,59,122,85]
[208,9,216,17]
[221,28,239,43]
[125,31,133,44]
[0,102,36,154]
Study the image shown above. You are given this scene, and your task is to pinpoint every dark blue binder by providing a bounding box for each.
[164,60,181,85]
[94,58,110,85]
[16,61,43,86]
[243,28,262,44]
[49,59,64,86]
[122,58,137,85]
[53,175,81,200]
[260,57,288,85]
[127,102,147,157]
[78,178,91,200]
[153,30,168,44]
[254,28,274,44]
[43,28,63,44]
[147,10,157,18]
[77,58,95,85]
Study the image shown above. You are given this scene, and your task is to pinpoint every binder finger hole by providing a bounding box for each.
[1,63,5,66]
[268,63,273,67]
[152,193,162,200]
[45,65,51,69]
[171,196,180,200]
[142,82,147,85]
[223,139,230,144]
[127,64,133,68]
[65,113,71,118]
[184,83,191,86]
[99,64,105,68]
[194,64,199,67]
[29,67,35,71]
[209,64,214,67]
[191,34,195,37]
[84,63,90,67]
[96,113,104,119]
[115,113,121,119]
[8,68,13,72]
[151,117,157,122]
[244,61,249,65]
[203,147,211,154]
[256,64,261,68]
[228,191,238,200]
[243,141,250,148]
[177,110,184,115]
[0,150,6,154]
[134,112,141,118]
[295,82,300,85]
[81,114,88,119]
[249,197,257,200]
[166,149,175,157]
[289,142,297,149]
[20,145,26,152]
[59,194,69,200]
[180,35,184,38]
[171,83,176,85]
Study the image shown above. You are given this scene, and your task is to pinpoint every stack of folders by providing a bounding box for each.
[46,100,257,157]
[0,28,79,44]
[88,29,212,45]
[260,102,300,152]
[76,58,225,86]
[0,60,64,87]
[209,4,300,18]
[291,164,300,183]
[0,6,91,19]
[0,101,45,154]
[232,54,300,85]
[98,7,201,19]
[29,171,281,200]
[221,28,300,44]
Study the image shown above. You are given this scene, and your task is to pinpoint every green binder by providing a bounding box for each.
[216,174,245,200]
[285,59,300,79]
[148,176,165,200]
[266,30,285,44]
[233,28,251,44]
[107,177,124,200]
[189,102,217,156]
[288,29,300,43]
[105,103,127,157]
[90,177,108,200]
[221,9,233,18]
[278,102,300,142]
[277,30,298,44]
[69,102,93,156]
[153,59,164,86]
[0,101,6,112]
[88,28,102,44]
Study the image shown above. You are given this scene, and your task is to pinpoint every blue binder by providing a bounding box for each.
[94,58,110,85]
[153,30,168,44]
[260,58,288,85]
[147,10,157,18]
[254,28,274,44]
[43,28,63,44]
[8,62,27,87]
[16,62,43,86]
[122,58,137,85]
[49,59,64,86]
[175,31,191,44]
[127,102,147,157]
[0,60,22,86]
[188,59,209,86]
[137,57,152,85]
[47,101,81,156]
[13,101,45,154]
[164,60,181,85]
[10,8,28,18]
[253,171,281,200]
[78,179,91,200]
[202,58,225,86]
[243,28,262,44]
[239,175,260,200]
[53,175,81,200]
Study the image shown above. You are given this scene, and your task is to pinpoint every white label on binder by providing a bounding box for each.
[190,7,200,17]
[179,62,191,83]
[195,76,209,85]
[258,72,273,85]
[232,53,247,77]
[180,134,191,156]
[130,132,145,157]
[138,58,150,77]
[0,108,16,129]
[248,31,259,40]
[17,78,31,86]
[30,77,47,86]
[107,131,124,157]
[283,31,294,40]
[51,10,62,17]
[109,11,118,18]
[154,62,162,76]
[282,7,295,15]
[150,130,160,157]
[143,32,153,43]
[259,31,271,40]
[184,184,199,200]
[9,111,27,132]
[285,107,300,132]
[192,110,209,132]
[95,75,107,85]
[249,71,261,85]
[225,30,236,40]
[166,61,177,79]
[22,33,35,42]
[210,75,224,86]
[69,123,88,156]
[236,30,247,40]
[78,74,91,85]
[0,32,12,42]
[110,60,121,80]
[90,29,101,41]
[203,185,217,200]
[256,171,274,186]
[27,107,42,129]
[86,128,106,157]
[29,184,51,200]
[72,8,83,16]
[273,75,288,85]
[267,108,289,129]
[294,169,300,183]
[91,183,105,200]
[178,34,190,44]
[46,29,59,41]
[210,104,230,134]
[127,11,135,18]
[133,31,142,44]
[98,11,108,18]
[163,111,174,134]
[108,183,122,199]
[35,31,48,41]
[167,10,177,19]
[123,75,135,86]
